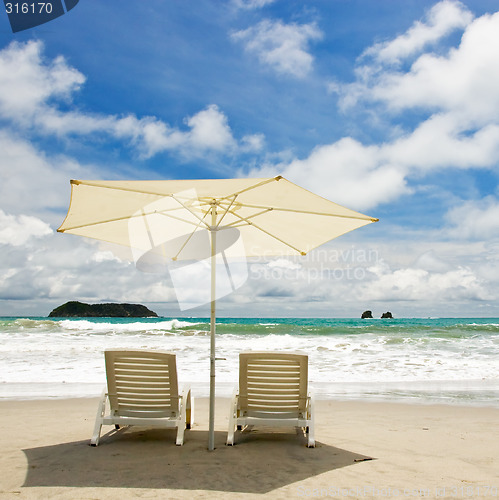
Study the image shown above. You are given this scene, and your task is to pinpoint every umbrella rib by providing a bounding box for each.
[223,208,273,228]
[71,180,178,198]
[150,210,210,228]
[172,212,211,261]
[70,179,377,222]
[215,195,237,229]
[227,210,307,255]
[140,207,156,251]
[219,176,281,199]
[170,194,211,229]
[192,177,281,205]
[194,176,377,222]
[59,209,206,232]
[218,201,377,221]
[58,212,155,232]
[72,179,277,206]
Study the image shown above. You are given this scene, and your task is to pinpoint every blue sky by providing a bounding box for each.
[1,0,499,317]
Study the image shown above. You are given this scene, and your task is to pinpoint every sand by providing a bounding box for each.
[0,397,498,499]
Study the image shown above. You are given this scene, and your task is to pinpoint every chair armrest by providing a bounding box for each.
[179,384,194,428]
[97,388,108,418]
[306,391,314,418]
[226,386,239,446]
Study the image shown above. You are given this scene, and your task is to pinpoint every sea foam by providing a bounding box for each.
[1,316,499,405]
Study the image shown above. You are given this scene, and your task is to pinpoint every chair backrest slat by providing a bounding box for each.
[239,352,308,417]
[105,350,179,418]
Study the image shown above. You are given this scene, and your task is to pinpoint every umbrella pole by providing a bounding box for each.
[208,203,217,451]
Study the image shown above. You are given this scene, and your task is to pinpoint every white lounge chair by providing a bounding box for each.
[227,351,315,447]
[90,349,193,446]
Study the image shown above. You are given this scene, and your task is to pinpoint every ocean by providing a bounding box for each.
[1,316,499,407]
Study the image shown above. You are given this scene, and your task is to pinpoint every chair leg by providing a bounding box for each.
[227,424,235,446]
[307,395,315,448]
[177,386,193,444]
[186,389,194,429]
[176,424,185,446]
[226,390,238,446]
[90,422,102,446]
[90,390,107,446]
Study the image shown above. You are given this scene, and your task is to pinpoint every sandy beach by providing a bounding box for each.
[0,397,497,499]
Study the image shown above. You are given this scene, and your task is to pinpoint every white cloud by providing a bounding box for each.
[250,137,409,211]
[0,129,104,225]
[384,115,499,174]
[0,40,85,123]
[445,197,499,240]
[91,250,123,264]
[114,105,240,158]
[0,230,176,305]
[361,261,488,302]
[363,0,473,64]
[0,41,260,159]
[374,14,499,124]
[231,19,323,78]
[0,210,52,246]
[341,6,499,124]
[240,133,265,152]
[251,5,499,211]
[185,104,236,152]
[267,258,301,270]
[412,250,453,273]
[233,0,275,9]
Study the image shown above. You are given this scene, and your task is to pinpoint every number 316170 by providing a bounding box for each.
[5,3,54,14]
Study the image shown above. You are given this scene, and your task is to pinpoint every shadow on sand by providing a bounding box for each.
[23,426,373,493]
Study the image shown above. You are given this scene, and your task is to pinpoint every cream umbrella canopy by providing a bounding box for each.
[58,176,378,450]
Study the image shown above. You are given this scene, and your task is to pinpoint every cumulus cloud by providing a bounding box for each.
[445,197,499,240]
[0,129,102,223]
[0,40,85,123]
[412,250,453,273]
[231,19,323,78]
[362,0,473,64]
[0,210,52,246]
[184,105,236,152]
[384,115,499,173]
[233,0,275,9]
[114,105,239,158]
[250,137,409,211]
[251,3,499,211]
[267,258,302,270]
[361,261,488,302]
[338,4,499,124]
[0,230,176,306]
[240,133,265,152]
[369,13,499,124]
[0,40,260,159]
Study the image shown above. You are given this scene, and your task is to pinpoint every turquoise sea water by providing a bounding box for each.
[1,316,499,405]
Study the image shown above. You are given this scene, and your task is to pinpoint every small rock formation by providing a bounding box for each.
[361,310,373,319]
[49,301,158,318]
[381,311,393,319]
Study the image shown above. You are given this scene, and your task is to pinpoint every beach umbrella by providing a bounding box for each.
[58,176,378,450]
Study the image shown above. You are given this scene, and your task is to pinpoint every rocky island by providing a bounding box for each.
[361,310,394,319]
[48,301,158,318]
